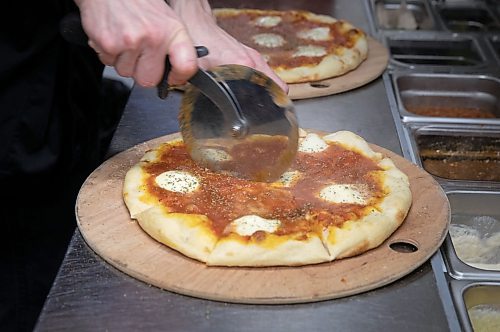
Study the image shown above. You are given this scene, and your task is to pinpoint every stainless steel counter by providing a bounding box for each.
[34,1,456,331]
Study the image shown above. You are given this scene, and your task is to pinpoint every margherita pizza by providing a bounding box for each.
[123,130,412,266]
[213,8,369,83]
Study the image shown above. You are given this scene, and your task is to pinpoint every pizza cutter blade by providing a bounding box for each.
[178,64,299,182]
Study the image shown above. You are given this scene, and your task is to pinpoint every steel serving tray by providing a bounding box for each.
[366,0,438,32]
[488,35,500,63]
[383,32,494,71]
[443,191,500,281]
[391,72,500,125]
[434,1,500,33]
[401,124,500,190]
[449,280,500,332]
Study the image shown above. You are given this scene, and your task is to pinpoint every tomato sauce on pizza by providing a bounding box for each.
[143,138,384,237]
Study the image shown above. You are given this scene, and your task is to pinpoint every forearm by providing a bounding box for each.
[169,0,213,16]
[169,0,216,45]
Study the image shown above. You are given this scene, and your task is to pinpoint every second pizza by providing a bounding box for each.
[213,8,369,84]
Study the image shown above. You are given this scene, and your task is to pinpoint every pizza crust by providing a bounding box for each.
[136,207,218,262]
[123,130,412,267]
[123,163,154,218]
[207,232,329,266]
[276,35,368,83]
[323,131,380,159]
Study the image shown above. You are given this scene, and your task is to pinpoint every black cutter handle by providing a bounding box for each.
[157,46,209,99]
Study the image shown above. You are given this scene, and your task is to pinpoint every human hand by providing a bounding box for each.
[74,0,197,87]
[169,0,288,93]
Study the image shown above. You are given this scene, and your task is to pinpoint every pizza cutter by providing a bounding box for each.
[59,13,298,182]
[159,54,299,182]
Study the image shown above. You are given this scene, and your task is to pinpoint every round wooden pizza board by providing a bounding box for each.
[288,37,389,100]
[76,133,450,304]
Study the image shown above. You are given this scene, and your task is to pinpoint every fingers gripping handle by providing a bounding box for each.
[59,12,209,98]
[157,46,209,99]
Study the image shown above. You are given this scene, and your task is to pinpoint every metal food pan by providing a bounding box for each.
[435,2,500,33]
[385,33,489,70]
[366,0,438,31]
[496,2,500,21]
[489,35,500,63]
[449,281,500,332]
[402,124,500,189]
[442,191,500,281]
[392,73,500,125]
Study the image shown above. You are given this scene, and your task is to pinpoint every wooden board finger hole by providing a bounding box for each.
[388,239,420,253]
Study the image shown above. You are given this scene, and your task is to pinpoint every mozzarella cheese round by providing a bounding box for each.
[229,215,281,236]
[297,27,331,41]
[252,33,286,48]
[254,16,282,27]
[198,148,232,163]
[319,184,367,204]
[155,171,200,194]
[293,45,327,57]
[274,170,301,187]
[298,133,329,153]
